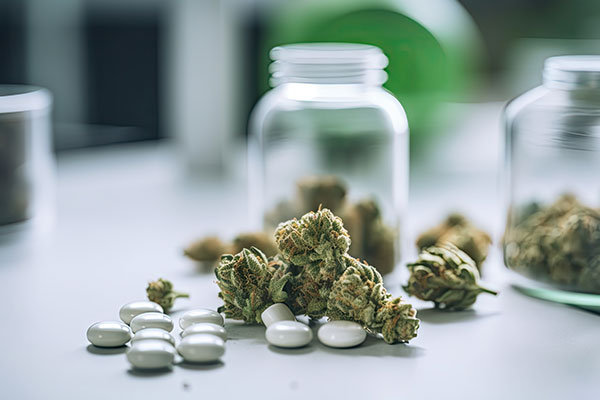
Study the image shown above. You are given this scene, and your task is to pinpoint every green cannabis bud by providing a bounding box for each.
[274,208,350,318]
[416,213,491,270]
[504,194,600,292]
[184,236,228,263]
[328,256,419,343]
[146,278,190,313]
[404,243,497,310]
[215,247,291,324]
[275,207,350,267]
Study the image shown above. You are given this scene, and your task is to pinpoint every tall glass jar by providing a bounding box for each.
[249,43,408,275]
[503,56,600,305]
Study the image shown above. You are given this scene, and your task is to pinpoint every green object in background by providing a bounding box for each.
[259,0,482,151]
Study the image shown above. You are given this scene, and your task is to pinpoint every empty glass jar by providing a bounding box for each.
[248,43,409,275]
[503,56,600,303]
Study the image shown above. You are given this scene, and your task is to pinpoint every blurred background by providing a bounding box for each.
[2,0,599,152]
[1,0,600,238]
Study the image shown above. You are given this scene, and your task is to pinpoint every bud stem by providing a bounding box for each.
[479,286,498,296]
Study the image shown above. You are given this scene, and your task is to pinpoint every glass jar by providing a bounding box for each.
[0,85,54,233]
[249,43,408,275]
[503,56,600,304]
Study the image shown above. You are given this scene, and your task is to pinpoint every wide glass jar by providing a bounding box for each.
[249,43,408,275]
[503,56,600,305]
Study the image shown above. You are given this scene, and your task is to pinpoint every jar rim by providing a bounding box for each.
[0,85,52,114]
[269,43,388,86]
[543,55,600,90]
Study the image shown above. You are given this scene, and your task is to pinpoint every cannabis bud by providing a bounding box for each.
[504,194,600,292]
[404,243,497,310]
[328,256,419,343]
[184,236,228,263]
[275,207,350,267]
[215,247,290,324]
[416,213,491,270]
[146,278,190,313]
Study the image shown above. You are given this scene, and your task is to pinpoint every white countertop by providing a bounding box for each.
[1,105,599,399]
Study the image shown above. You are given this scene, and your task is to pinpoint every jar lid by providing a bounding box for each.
[269,43,388,86]
[543,56,600,90]
[0,85,52,114]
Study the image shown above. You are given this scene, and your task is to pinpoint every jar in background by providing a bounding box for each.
[249,43,409,275]
[503,56,600,304]
[0,86,54,233]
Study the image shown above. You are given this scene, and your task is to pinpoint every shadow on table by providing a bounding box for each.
[268,344,316,355]
[177,360,224,371]
[416,308,499,324]
[224,323,267,344]
[316,334,425,358]
[86,344,128,355]
[127,367,173,377]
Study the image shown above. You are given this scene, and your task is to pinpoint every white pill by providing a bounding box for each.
[265,321,313,348]
[179,309,223,329]
[87,321,132,347]
[127,340,176,369]
[130,312,173,333]
[132,328,176,347]
[119,301,164,324]
[261,303,296,328]
[317,321,366,348]
[181,323,227,341]
[177,334,225,363]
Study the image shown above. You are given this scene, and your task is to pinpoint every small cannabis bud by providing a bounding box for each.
[146,278,190,313]
[184,236,228,263]
[296,175,347,214]
[504,194,600,292]
[275,207,350,267]
[230,232,278,258]
[416,213,491,270]
[328,256,419,343]
[215,247,290,324]
[404,243,497,310]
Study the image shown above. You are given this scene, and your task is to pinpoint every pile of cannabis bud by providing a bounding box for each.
[215,208,419,344]
[503,194,600,293]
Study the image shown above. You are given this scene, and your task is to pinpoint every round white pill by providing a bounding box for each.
[119,301,164,324]
[265,321,313,348]
[177,334,225,363]
[261,303,295,328]
[181,323,227,341]
[179,309,224,329]
[317,321,366,348]
[87,321,132,347]
[132,328,176,347]
[130,312,173,333]
[127,340,176,369]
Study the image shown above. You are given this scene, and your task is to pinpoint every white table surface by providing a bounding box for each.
[1,104,599,399]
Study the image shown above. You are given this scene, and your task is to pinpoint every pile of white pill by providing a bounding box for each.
[87,301,227,370]
[261,303,367,349]
[87,301,370,370]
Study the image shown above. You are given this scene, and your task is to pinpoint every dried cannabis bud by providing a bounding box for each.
[215,247,291,323]
[404,243,497,310]
[214,208,420,343]
[275,207,350,267]
[328,256,419,343]
[504,194,600,293]
[296,175,347,214]
[230,232,278,258]
[184,236,228,263]
[416,213,491,270]
[146,278,190,313]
